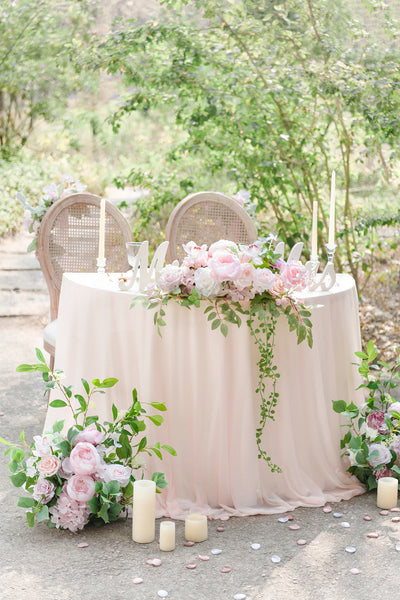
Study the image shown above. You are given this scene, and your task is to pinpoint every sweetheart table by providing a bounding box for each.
[44,272,365,518]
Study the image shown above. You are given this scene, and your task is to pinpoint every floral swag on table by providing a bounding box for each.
[333,341,400,491]
[133,236,313,472]
[1,349,176,532]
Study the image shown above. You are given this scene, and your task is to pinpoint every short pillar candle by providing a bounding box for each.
[132,480,156,543]
[185,513,208,542]
[377,476,398,509]
[159,521,176,551]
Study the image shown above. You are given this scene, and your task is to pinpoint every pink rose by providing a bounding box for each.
[270,276,286,297]
[182,241,209,268]
[37,455,61,477]
[280,261,308,290]
[74,424,105,446]
[252,268,276,293]
[102,463,131,487]
[67,474,96,502]
[32,478,56,503]
[157,264,182,292]
[208,249,241,282]
[70,442,100,475]
[234,262,256,290]
[389,403,400,415]
[375,467,394,480]
[367,411,389,435]
[209,239,239,255]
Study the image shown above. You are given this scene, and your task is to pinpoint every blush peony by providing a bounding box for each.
[73,423,105,446]
[67,474,96,502]
[70,442,100,475]
[208,249,241,282]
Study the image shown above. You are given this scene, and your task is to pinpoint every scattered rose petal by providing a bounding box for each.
[216,526,225,532]
[221,566,232,573]
[77,542,89,548]
[341,522,350,528]
[345,546,356,553]
[289,524,300,531]
[350,568,360,575]
[297,539,307,546]
[158,591,168,598]
[0,412,4,416]
[184,541,195,547]
[333,512,343,518]
[380,510,389,516]
[323,505,332,513]
[367,532,379,538]
[251,543,261,550]
[287,515,294,521]
[392,517,400,523]
[391,507,400,512]
[278,516,289,523]
[186,563,197,570]
[198,555,210,561]
[233,594,246,600]
[395,544,400,552]
[220,515,230,521]
[211,549,222,555]
[133,578,143,584]
[147,558,162,567]
[271,555,281,563]
[363,515,372,521]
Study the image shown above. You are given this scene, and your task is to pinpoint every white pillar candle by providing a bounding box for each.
[184,513,208,542]
[132,480,156,543]
[377,476,398,509]
[98,198,106,260]
[328,170,335,247]
[311,200,318,258]
[159,521,175,551]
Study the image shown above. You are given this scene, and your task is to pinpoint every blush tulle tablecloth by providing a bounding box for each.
[44,272,365,518]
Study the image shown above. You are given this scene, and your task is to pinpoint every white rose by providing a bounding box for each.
[103,463,131,488]
[194,267,223,298]
[157,264,182,292]
[368,443,392,468]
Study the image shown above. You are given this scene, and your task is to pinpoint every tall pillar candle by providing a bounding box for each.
[311,200,318,258]
[159,521,175,551]
[132,480,156,543]
[185,513,208,542]
[377,476,398,509]
[328,170,335,247]
[98,198,106,260]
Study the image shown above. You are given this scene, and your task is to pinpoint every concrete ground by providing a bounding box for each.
[1,232,400,600]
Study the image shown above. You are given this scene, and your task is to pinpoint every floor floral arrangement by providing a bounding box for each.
[333,341,400,490]
[133,236,313,472]
[0,348,175,532]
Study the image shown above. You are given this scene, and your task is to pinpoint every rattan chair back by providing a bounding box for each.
[37,192,133,321]
[165,191,258,263]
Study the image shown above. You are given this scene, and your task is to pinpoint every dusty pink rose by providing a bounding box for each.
[375,467,394,480]
[59,457,74,479]
[389,402,400,415]
[234,262,256,290]
[32,478,56,503]
[37,454,61,477]
[49,490,90,532]
[208,249,241,282]
[70,442,100,475]
[74,424,105,446]
[67,474,96,502]
[102,464,131,487]
[157,264,182,292]
[252,268,276,293]
[367,410,389,434]
[368,443,392,467]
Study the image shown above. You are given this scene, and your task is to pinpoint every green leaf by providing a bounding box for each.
[16,364,38,373]
[152,471,168,489]
[10,471,27,487]
[112,403,118,421]
[26,511,35,528]
[211,318,221,330]
[81,378,90,395]
[57,440,71,456]
[332,400,347,414]
[36,505,50,522]
[161,444,177,456]
[0,436,13,446]
[93,377,119,389]
[67,428,79,445]
[52,420,65,433]
[107,480,121,496]
[88,497,100,513]
[49,399,68,408]
[11,447,25,462]
[148,415,164,426]
[220,323,228,337]
[108,502,123,520]
[150,401,167,412]
[17,496,36,508]
[99,503,110,523]
[35,348,46,364]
